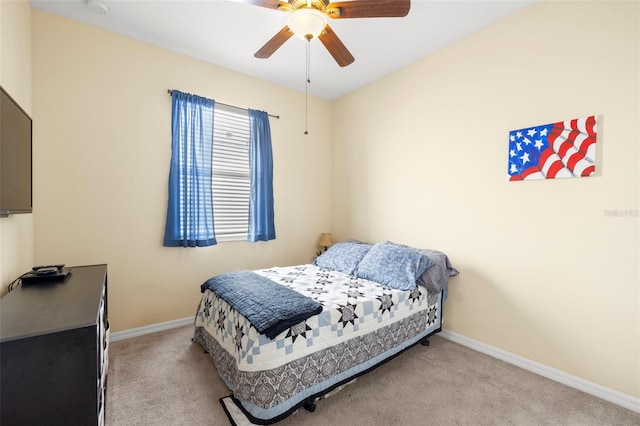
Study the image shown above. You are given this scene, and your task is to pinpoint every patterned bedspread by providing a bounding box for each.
[193,264,442,422]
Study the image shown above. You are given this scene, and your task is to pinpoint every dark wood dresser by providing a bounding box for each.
[0,264,109,426]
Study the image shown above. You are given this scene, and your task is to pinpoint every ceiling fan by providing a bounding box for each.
[239,0,411,67]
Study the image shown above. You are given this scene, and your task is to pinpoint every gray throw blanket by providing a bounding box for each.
[201,270,323,339]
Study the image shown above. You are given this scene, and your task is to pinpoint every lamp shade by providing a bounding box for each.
[318,233,333,247]
[287,9,327,40]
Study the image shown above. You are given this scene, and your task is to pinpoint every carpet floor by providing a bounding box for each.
[105,325,639,425]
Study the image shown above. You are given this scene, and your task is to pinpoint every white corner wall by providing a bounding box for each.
[333,1,639,398]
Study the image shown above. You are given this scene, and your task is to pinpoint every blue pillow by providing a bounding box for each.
[313,242,372,274]
[355,242,432,290]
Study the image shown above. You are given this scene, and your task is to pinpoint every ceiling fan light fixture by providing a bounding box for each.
[287,9,327,40]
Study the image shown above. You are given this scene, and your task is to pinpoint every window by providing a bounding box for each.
[212,105,250,242]
[164,90,275,248]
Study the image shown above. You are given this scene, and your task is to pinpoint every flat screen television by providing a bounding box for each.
[0,86,32,216]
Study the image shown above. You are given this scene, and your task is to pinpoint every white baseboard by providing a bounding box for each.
[110,316,193,342]
[439,329,640,414]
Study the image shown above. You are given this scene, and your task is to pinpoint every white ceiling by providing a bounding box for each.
[29,0,536,100]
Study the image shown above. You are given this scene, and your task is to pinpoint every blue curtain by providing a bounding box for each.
[163,91,217,247]
[248,109,276,242]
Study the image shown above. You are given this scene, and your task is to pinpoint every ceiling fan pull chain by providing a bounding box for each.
[305,38,310,135]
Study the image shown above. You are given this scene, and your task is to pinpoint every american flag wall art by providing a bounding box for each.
[508,115,597,181]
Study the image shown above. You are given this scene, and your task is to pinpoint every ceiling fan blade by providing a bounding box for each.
[318,24,354,67]
[231,0,291,11]
[254,26,294,58]
[326,0,410,19]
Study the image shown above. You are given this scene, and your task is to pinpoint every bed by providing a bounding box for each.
[193,241,458,424]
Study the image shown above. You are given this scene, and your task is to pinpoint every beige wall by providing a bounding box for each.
[30,10,333,332]
[333,1,639,398]
[0,0,34,296]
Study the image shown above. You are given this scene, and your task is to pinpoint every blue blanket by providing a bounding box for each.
[201,270,323,339]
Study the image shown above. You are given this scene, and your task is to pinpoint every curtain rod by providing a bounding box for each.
[167,89,279,119]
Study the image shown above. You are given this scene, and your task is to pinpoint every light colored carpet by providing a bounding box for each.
[105,325,639,425]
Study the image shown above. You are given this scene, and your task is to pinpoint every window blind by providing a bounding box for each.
[212,104,250,241]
